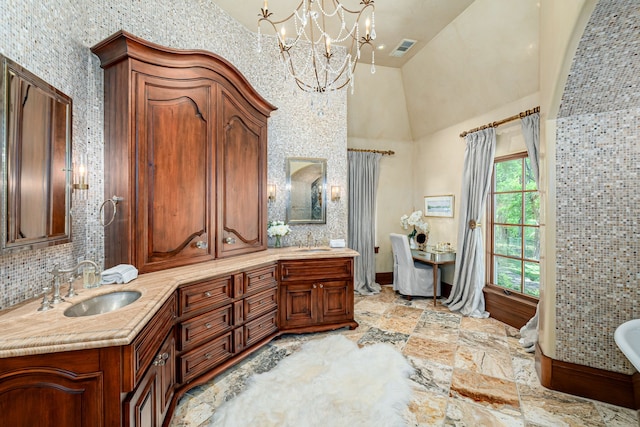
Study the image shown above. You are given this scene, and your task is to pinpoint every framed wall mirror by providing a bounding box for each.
[286,157,326,224]
[0,54,72,253]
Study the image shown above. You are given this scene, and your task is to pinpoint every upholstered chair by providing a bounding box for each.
[390,233,440,298]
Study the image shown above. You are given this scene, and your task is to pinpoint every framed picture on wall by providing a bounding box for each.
[424,195,455,217]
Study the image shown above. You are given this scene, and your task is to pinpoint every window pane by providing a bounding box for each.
[494,256,522,292]
[495,160,522,192]
[524,192,539,225]
[525,157,537,190]
[524,227,539,260]
[494,193,522,224]
[524,261,540,297]
[494,225,522,257]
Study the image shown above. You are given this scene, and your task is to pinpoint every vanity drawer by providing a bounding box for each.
[244,288,277,322]
[279,258,353,282]
[244,264,277,295]
[124,293,177,390]
[178,276,233,317]
[177,305,233,351]
[244,310,278,348]
[178,332,233,384]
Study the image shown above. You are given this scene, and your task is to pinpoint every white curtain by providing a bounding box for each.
[445,128,496,317]
[348,151,382,295]
[519,112,540,352]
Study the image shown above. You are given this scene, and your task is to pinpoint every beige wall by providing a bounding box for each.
[412,94,538,283]
[348,66,414,274]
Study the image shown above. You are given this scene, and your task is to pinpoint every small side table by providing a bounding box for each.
[411,249,456,306]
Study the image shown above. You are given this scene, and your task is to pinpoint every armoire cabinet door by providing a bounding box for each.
[135,74,216,272]
[217,87,267,257]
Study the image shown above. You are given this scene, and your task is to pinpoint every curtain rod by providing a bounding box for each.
[347,148,395,156]
[459,106,540,138]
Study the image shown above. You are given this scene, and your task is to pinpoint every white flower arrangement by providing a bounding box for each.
[400,210,429,236]
[267,220,291,237]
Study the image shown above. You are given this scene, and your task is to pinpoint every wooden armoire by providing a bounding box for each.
[91,31,276,273]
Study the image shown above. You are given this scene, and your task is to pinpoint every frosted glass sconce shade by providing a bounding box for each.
[267,183,276,202]
[331,186,341,202]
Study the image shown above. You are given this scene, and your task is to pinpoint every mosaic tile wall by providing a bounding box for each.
[555,0,640,374]
[0,0,348,310]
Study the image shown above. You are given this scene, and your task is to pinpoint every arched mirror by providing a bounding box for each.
[286,157,326,224]
[1,54,72,253]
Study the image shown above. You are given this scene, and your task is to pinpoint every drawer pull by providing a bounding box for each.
[225,237,236,244]
[204,291,212,297]
[153,352,169,366]
[205,353,213,360]
[313,284,317,288]
[195,240,208,249]
[205,322,212,329]
[320,284,324,288]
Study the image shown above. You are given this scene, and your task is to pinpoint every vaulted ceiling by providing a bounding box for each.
[214,0,539,138]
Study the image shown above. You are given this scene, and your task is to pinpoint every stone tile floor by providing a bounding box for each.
[170,286,638,426]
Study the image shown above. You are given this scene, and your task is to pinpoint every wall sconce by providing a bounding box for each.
[73,153,89,192]
[331,186,341,202]
[267,183,276,203]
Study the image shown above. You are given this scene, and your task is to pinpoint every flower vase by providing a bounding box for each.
[275,235,282,248]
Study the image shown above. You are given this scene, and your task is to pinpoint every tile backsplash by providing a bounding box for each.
[0,0,347,309]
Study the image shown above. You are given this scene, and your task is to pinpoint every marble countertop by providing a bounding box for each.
[0,247,358,358]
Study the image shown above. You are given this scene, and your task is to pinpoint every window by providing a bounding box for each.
[488,153,540,298]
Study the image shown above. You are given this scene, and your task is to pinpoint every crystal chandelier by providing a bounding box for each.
[258,0,376,93]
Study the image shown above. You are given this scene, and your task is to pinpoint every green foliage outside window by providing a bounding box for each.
[491,156,540,298]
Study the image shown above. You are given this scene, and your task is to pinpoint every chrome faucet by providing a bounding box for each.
[38,260,100,311]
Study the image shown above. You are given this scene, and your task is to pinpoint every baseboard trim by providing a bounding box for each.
[483,285,537,329]
[536,342,638,409]
[376,272,393,285]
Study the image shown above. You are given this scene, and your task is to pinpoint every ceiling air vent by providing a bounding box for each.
[389,39,417,58]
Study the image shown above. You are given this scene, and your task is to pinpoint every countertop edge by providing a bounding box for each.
[0,247,358,358]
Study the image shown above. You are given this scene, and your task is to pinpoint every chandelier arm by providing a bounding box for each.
[337,1,374,15]
[258,0,375,93]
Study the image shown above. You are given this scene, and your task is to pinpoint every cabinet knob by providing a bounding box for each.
[205,322,212,329]
[195,240,208,249]
[313,284,317,288]
[153,352,169,366]
[225,237,236,244]
[204,291,212,297]
[205,353,213,360]
[319,284,324,288]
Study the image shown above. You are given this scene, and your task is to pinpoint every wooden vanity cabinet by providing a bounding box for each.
[0,347,119,427]
[124,331,175,427]
[175,264,278,386]
[91,31,275,273]
[278,258,358,333]
[123,294,176,427]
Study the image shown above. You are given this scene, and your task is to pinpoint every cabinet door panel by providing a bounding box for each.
[320,280,353,323]
[0,369,103,427]
[280,283,317,328]
[217,89,266,257]
[157,333,176,422]
[124,366,157,427]
[136,74,215,272]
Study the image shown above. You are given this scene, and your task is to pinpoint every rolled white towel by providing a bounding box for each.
[101,264,138,284]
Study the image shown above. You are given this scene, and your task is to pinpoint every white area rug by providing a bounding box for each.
[210,335,414,427]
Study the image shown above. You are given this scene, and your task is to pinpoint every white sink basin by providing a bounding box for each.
[614,319,640,371]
